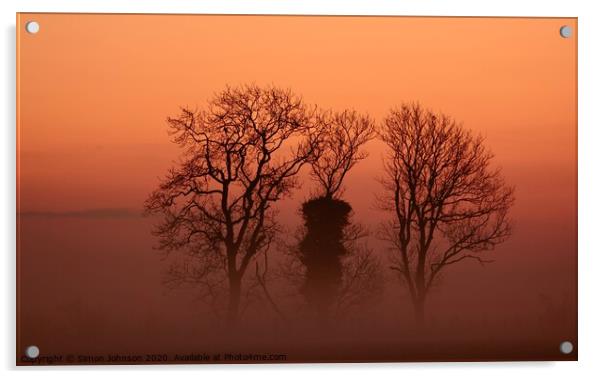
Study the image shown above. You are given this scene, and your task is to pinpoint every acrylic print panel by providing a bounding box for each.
[16,13,577,365]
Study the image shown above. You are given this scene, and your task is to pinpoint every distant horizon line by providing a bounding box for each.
[17,208,145,219]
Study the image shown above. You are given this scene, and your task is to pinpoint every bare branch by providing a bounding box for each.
[145,84,324,324]
[309,109,375,198]
[377,102,514,322]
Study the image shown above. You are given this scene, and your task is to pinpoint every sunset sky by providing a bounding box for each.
[17,14,577,362]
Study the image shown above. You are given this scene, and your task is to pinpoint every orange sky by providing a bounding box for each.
[17,14,576,215]
[16,14,577,361]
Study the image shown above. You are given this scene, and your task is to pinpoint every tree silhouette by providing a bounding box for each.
[309,110,376,198]
[377,103,514,324]
[144,84,323,325]
[298,196,351,321]
[296,110,380,322]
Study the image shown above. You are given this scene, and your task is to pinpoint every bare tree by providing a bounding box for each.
[377,103,514,324]
[310,110,375,198]
[144,84,323,325]
[296,109,381,322]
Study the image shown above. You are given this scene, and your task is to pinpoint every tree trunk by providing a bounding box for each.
[227,273,241,326]
[414,250,427,327]
[413,296,426,327]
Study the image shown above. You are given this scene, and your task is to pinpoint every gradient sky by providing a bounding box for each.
[17,14,577,362]
[18,14,576,213]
